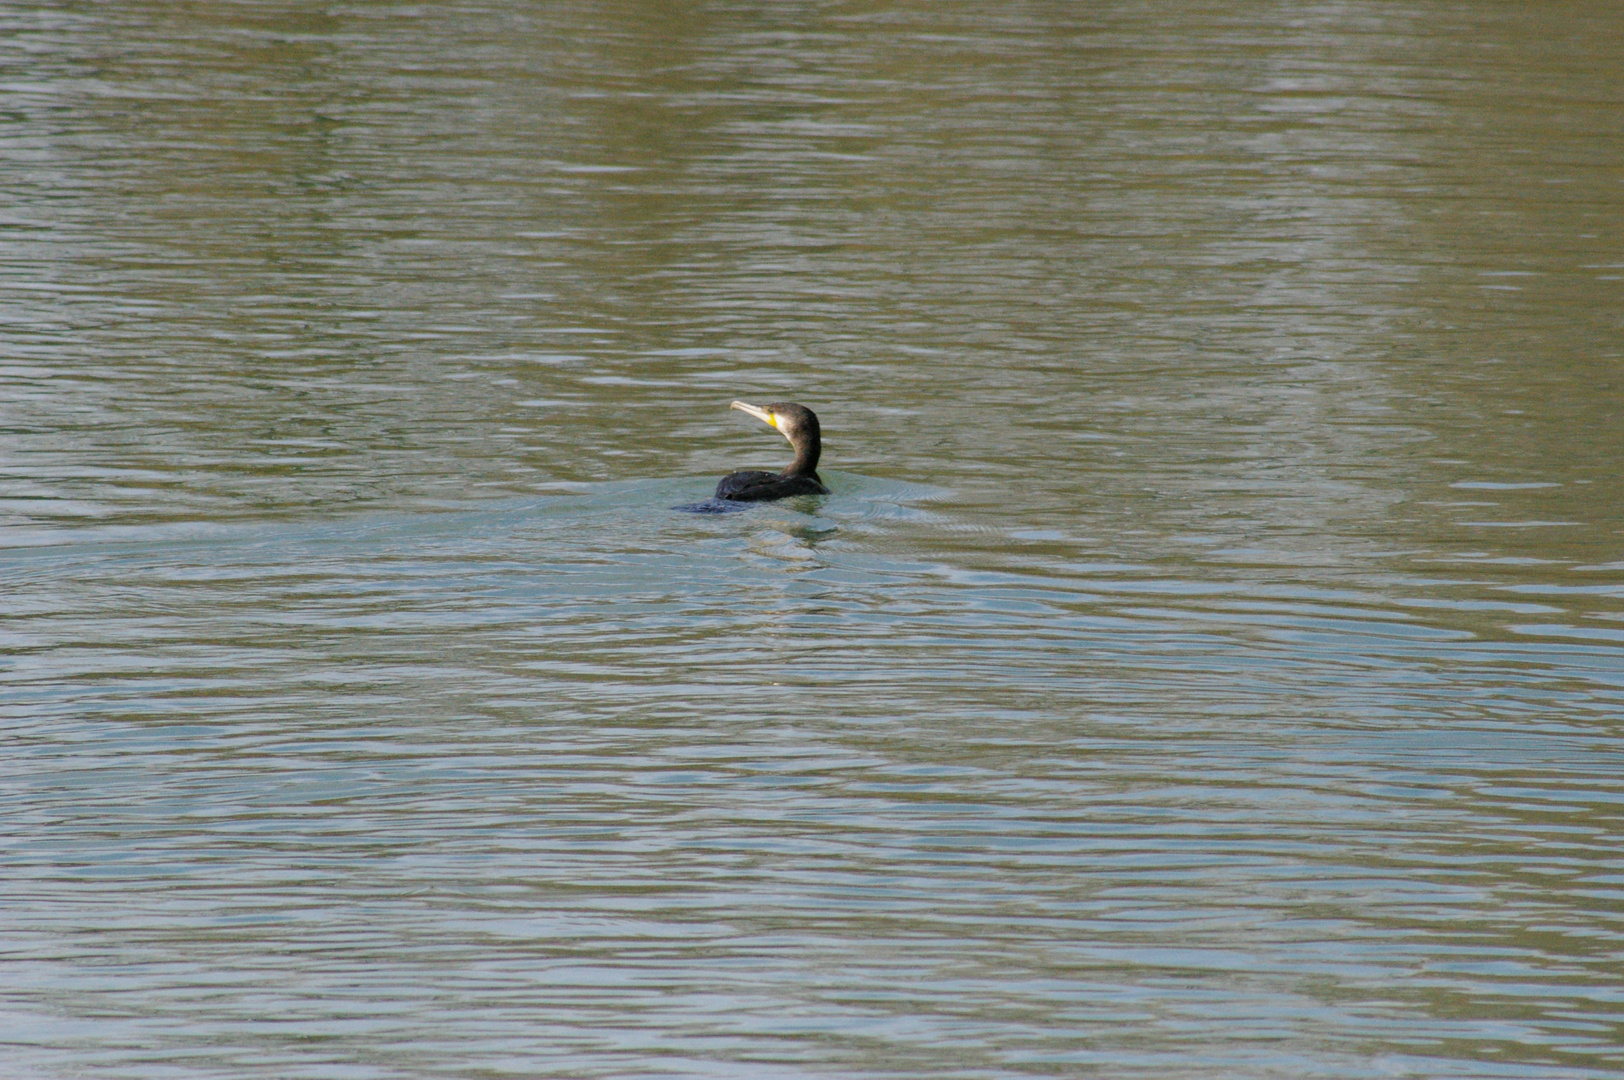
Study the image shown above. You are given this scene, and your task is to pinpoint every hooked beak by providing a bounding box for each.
[730,400,778,430]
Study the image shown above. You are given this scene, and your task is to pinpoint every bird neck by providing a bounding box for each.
[786,438,820,477]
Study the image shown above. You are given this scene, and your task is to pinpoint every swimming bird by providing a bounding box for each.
[714,400,829,502]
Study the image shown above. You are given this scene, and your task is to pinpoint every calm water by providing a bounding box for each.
[3,2,1622,1077]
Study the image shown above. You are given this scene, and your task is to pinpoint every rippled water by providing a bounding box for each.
[3,2,1622,1077]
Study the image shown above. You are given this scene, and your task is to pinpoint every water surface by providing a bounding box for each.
[2,2,1622,1077]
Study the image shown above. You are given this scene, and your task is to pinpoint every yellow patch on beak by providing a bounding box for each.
[730,400,780,431]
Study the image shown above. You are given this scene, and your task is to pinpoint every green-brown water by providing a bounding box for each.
[3,3,1621,1077]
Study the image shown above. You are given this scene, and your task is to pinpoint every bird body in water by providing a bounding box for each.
[715,401,829,502]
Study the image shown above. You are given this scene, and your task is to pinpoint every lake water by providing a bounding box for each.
[2,2,1622,1077]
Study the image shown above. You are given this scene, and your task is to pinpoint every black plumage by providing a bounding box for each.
[715,401,829,502]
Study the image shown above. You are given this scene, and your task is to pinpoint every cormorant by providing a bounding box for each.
[714,400,830,502]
